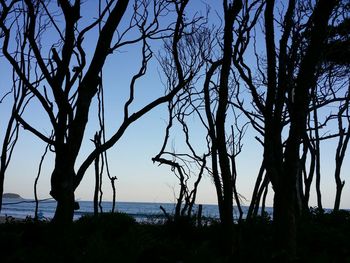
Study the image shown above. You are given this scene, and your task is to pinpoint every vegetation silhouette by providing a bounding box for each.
[0,211,350,262]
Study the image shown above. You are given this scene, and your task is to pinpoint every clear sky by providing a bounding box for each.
[0,0,349,209]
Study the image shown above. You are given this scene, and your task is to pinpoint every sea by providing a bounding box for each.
[0,197,267,222]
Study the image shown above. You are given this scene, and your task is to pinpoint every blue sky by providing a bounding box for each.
[0,0,349,209]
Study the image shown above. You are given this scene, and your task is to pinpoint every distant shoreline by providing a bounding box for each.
[2,193,23,199]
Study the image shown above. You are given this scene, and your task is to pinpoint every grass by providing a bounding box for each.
[0,211,349,263]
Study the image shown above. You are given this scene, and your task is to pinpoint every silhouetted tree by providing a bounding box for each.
[211,0,243,228]
[74,0,199,185]
[153,97,209,219]
[151,1,211,220]
[0,0,194,223]
[154,0,258,228]
[233,0,339,258]
[302,0,350,212]
[322,2,350,211]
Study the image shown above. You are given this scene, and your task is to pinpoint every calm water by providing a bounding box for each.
[0,198,270,221]
[0,198,218,221]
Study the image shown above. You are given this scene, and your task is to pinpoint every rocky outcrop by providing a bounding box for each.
[2,193,22,199]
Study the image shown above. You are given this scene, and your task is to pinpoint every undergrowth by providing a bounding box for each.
[0,211,349,263]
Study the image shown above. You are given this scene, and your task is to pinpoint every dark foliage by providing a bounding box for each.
[0,212,349,263]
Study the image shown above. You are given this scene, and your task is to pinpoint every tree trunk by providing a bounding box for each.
[254,174,269,217]
[111,177,117,213]
[295,161,303,217]
[273,184,296,259]
[260,181,268,217]
[50,153,76,224]
[247,161,265,219]
[313,100,323,210]
[215,0,242,229]
[334,162,345,211]
[301,137,314,212]
[53,188,75,224]
[93,149,100,216]
[315,155,323,210]
[334,181,344,211]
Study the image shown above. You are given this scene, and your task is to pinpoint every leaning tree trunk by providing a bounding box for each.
[247,161,265,219]
[252,175,269,217]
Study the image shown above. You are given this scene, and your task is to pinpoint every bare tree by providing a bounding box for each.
[209,0,243,228]
[300,93,323,212]
[321,4,350,211]
[228,115,248,222]
[0,0,195,223]
[95,71,117,213]
[300,1,350,212]
[271,0,337,256]
[233,0,339,258]
[150,1,212,220]
[154,1,258,228]
[153,99,209,220]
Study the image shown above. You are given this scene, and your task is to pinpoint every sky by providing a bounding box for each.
[0,0,349,209]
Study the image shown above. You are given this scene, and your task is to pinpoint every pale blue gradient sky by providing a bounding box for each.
[0,1,349,209]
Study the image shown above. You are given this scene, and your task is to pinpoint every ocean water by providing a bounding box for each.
[1,197,273,222]
[0,198,221,221]
[3,198,341,223]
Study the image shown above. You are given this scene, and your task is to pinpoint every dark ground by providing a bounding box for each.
[0,210,349,263]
